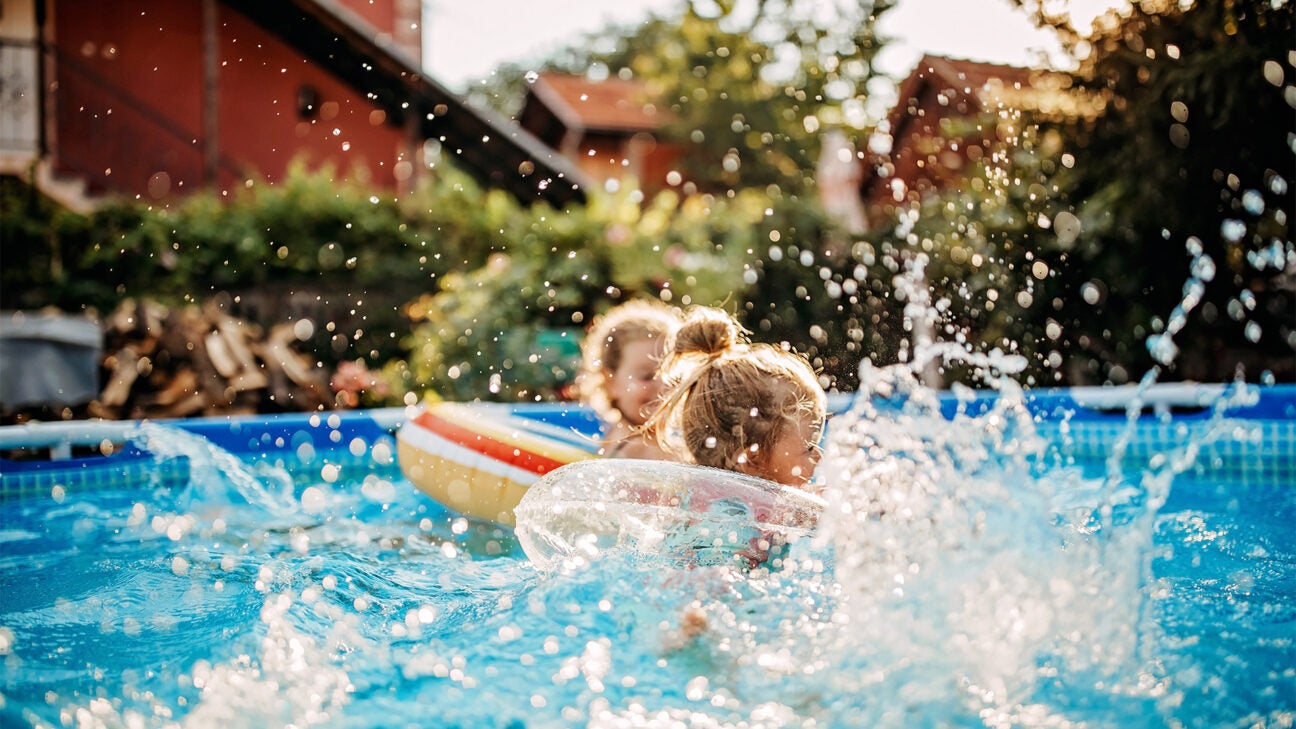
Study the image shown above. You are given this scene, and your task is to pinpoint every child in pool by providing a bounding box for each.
[577,299,683,459]
[645,307,828,647]
[648,306,827,488]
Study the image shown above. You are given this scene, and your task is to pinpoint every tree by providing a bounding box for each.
[1007,0,1295,382]
[472,0,895,197]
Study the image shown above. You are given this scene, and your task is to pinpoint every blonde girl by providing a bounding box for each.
[648,306,827,487]
[577,299,683,459]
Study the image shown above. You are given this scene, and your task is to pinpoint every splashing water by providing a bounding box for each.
[3,255,1293,728]
[1146,237,1216,367]
[785,254,1288,727]
[133,423,299,520]
[2,378,1291,728]
[813,359,1161,725]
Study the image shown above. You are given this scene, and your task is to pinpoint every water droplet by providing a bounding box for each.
[1262,59,1284,87]
[1053,211,1082,247]
[1241,190,1265,215]
[1146,333,1179,365]
[302,485,327,511]
[1220,219,1246,243]
[524,70,539,83]
[349,438,367,457]
[1190,254,1216,282]
[1245,321,1262,342]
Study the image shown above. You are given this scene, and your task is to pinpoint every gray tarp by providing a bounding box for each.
[0,311,102,410]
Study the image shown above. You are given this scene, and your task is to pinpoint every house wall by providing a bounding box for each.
[571,132,629,189]
[568,131,683,195]
[865,85,995,219]
[628,133,684,194]
[51,0,206,195]
[216,7,410,191]
[49,0,411,202]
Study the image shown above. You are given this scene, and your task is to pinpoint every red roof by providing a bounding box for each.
[909,55,1035,93]
[529,73,672,133]
[881,54,1093,139]
[884,54,1037,136]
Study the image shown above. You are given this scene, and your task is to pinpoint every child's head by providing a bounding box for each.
[578,299,683,427]
[650,307,827,487]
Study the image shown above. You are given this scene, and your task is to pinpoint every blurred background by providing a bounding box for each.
[1,0,1292,423]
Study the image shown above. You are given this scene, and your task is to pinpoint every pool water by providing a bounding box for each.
[0,385,1293,728]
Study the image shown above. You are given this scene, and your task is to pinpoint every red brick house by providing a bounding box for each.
[0,0,588,211]
[856,54,1089,228]
[517,73,683,195]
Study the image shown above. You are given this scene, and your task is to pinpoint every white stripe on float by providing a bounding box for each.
[398,423,542,485]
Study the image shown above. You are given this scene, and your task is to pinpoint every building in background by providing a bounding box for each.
[517,73,683,195]
[0,0,588,211]
[855,54,1092,229]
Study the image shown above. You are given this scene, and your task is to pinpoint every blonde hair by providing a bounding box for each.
[577,299,682,423]
[649,307,826,475]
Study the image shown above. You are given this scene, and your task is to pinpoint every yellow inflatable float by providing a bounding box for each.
[396,401,600,526]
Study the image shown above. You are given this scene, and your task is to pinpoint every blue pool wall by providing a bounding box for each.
[0,383,1292,503]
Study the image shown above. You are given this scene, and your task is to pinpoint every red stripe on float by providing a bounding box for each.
[412,409,567,476]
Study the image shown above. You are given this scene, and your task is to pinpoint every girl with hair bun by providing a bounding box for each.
[648,306,827,487]
[577,299,684,459]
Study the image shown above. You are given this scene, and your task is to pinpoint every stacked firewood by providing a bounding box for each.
[90,299,332,419]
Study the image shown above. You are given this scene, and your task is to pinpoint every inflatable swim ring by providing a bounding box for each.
[514,459,825,571]
[397,401,600,526]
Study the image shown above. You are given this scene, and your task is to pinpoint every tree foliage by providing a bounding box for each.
[1005,0,1296,382]
[401,187,787,401]
[473,0,894,196]
[2,162,508,369]
[838,0,1294,387]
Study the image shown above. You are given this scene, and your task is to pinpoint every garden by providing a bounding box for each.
[2,0,1291,422]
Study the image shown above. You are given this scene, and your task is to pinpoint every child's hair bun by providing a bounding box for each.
[674,307,742,357]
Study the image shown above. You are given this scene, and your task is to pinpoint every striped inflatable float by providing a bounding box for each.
[396,401,600,526]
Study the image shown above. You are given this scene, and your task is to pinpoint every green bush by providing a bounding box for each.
[5,161,928,404]
[3,162,510,374]
[399,188,765,401]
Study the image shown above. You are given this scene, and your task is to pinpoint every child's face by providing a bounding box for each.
[756,410,824,487]
[606,337,667,426]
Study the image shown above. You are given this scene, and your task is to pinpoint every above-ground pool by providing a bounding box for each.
[0,382,1292,728]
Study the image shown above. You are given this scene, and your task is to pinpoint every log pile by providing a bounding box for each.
[90,299,332,419]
